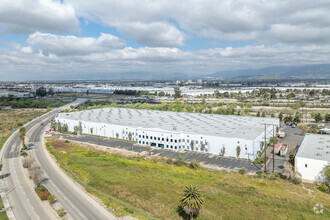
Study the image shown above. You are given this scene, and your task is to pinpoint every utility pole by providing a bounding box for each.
[264,124,267,172]
[273,124,275,174]
[262,123,275,172]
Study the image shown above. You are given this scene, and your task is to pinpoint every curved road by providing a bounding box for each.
[1,99,115,219]
[29,120,116,219]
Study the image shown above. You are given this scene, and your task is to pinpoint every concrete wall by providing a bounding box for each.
[295,156,329,182]
[56,117,278,160]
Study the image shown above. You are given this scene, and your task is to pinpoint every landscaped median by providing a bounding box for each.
[44,137,330,219]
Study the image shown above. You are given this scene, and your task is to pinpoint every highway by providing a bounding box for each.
[0,99,115,219]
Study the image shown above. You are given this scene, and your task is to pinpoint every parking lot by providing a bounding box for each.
[60,134,262,173]
[266,125,304,173]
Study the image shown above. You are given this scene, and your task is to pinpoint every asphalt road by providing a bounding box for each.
[1,112,58,219]
[63,134,262,173]
[29,121,116,220]
[0,98,106,220]
[266,125,304,173]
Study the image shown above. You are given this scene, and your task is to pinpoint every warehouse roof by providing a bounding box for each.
[296,134,330,162]
[56,108,279,140]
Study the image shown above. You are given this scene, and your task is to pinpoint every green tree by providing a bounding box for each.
[313,113,323,122]
[180,186,204,220]
[62,124,68,132]
[220,147,225,156]
[57,121,62,132]
[236,146,241,158]
[293,113,301,123]
[324,165,330,183]
[190,140,194,151]
[128,132,132,141]
[36,86,47,97]
[324,113,330,122]
[50,119,57,131]
[174,87,182,99]
[201,143,205,151]
[47,88,54,97]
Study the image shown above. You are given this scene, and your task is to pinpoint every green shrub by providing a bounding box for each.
[166,158,174,164]
[291,177,302,185]
[65,140,70,144]
[189,161,200,170]
[238,169,247,175]
[174,156,187,167]
[317,183,330,193]
[56,207,65,217]
[47,194,56,204]
[20,151,28,157]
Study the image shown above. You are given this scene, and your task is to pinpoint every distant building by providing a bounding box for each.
[55,108,279,160]
[295,134,330,182]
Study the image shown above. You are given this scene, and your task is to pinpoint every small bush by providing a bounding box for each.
[65,140,70,144]
[291,177,302,185]
[174,156,187,167]
[22,157,34,168]
[56,207,65,217]
[238,169,247,175]
[317,183,330,193]
[166,158,174,164]
[189,161,200,170]
[47,194,56,204]
[20,151,28,157]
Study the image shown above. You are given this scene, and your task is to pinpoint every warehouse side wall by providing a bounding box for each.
[55,117,278,160]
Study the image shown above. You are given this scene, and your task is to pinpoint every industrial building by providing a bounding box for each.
[295,134,330,182]
[55,108,279,160]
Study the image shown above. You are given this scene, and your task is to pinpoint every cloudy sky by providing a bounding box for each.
[1,0,330,80]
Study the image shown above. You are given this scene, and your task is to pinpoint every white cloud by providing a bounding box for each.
[0,0,79,34]
[66,0,330,45]
[27,32,126,56]
[117,22,185,47]
[2,40,330,80]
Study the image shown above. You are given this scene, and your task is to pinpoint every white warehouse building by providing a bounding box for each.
[55,108,279,160]
[295,134,330,183]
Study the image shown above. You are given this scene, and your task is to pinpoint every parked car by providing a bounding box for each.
[277,131,285,138]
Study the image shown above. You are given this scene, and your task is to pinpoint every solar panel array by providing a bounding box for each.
[57,107,279,140]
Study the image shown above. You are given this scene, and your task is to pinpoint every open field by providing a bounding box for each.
[0,109,48,149]
[0,97,68,108]
[47,138,330,220]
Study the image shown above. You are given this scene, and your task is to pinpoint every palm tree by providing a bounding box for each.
[180,186,204,220]
[19,127,26,146]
